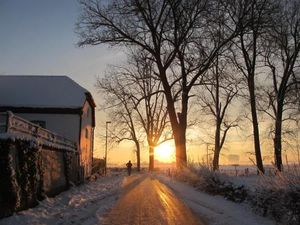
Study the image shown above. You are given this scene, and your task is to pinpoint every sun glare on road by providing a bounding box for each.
[155,141,175,163]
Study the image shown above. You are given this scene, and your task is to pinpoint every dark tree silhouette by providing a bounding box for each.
[97,50,171,171]
[229,0,276,173]
[261,0,300,171]
[97,74,142,171]
[115,52,170,171]
[197,55,239,171]
[77,0,249,168]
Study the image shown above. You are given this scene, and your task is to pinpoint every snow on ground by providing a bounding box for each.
[0,172,125,225]
[156,174,276,225]
[0,170,282,225]
[219,173,262,192]
[219,165,300,191]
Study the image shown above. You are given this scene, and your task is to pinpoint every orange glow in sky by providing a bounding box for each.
[155,142,175,163]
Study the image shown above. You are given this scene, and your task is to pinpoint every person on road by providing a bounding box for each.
[126,160,133,176]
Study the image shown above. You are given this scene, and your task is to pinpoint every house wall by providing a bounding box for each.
[15,113,80,142]
[15,109,94,179]
[79,101,94,178]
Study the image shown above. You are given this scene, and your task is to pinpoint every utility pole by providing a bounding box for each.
[105,121,111,175]
[207,143,209,168]
[297,120,299,165]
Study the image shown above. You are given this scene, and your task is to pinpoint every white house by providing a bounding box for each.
[0,75,96,178]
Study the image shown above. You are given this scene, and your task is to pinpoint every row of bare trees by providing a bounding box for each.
[97,51,170,171]
[77,0,300,172]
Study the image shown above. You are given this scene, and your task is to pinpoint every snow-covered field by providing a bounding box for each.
[0,172,125,225]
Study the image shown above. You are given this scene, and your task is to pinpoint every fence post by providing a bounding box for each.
[5,112,11,132]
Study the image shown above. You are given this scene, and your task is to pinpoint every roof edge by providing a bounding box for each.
[85,92,96,108]
[0,107,82,115]
[84,92,96,127]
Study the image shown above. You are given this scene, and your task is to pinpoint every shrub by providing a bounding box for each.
[250,167,300,225]
[170,164,300,225]
[0,138,44,218]
[172,164,248,203]
[0,139,20,218]
[92,158,106,175]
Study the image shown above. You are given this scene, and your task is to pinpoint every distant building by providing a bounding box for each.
[0,75,96,178]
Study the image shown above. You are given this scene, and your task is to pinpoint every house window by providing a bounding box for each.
[30,120,46,128]
[85,128,89,139]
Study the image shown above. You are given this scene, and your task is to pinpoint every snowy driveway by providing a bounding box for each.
[101,174,205,225]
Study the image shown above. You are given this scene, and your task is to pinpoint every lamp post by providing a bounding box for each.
[297,120,299,165]
[105,121,111,175]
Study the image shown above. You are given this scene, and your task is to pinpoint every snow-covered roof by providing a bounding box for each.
[0,75,93,109]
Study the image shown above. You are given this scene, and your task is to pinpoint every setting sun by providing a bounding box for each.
[155,142,175,163]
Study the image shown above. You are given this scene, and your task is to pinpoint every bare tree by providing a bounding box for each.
[229,0,276,173]
[197,55,239,171]
[77,0,248,168]
[97,74,143,170]
[117,52,170,171]
[260,0,300,171]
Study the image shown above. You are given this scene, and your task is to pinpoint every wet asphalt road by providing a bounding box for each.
[101,174,206,225]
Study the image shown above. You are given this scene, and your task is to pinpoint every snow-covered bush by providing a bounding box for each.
[171,163,300,225]
[0,139,44,218]
[172,164,248,203]
[92,158,106,175]
[250,167,300,225]
[0,139,20,218]
[15,140,43,210]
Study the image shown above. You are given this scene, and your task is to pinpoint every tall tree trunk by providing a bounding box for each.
[175,89,189,168]
[274,99,284,171]
[174,127,187,168]
[149,145,154,171]
[161,70,188,169]
[249,79,265,173]
[213,122,221,171]
[135,140,141,172]
[213,64,221,171]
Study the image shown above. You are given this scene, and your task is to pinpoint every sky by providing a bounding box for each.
[0,0,132,164]
[0,1,298,167]
[0,0,124,88]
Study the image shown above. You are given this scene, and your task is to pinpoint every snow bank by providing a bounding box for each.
[156,174,276,225]
[0,132,75,152]
[0,173,125,225]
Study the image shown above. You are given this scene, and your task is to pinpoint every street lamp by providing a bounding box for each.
[105,121,111,175]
